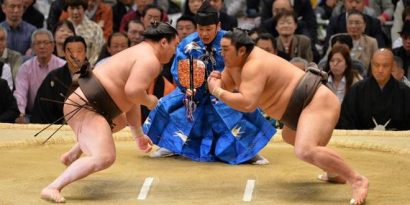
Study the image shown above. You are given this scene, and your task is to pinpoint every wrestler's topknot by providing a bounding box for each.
[223,28,255,54]
[143,21,178,42]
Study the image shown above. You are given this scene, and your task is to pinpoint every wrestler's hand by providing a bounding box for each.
[146,95,158,110]
[135,135,153,153]
[207,73,223,94]
[209,71,222,79]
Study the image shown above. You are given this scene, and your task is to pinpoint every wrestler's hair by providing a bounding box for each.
[63,35,87,51]
[143,21,178,42]
[223,29,255,54]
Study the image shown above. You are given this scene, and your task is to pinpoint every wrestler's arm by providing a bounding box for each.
[126,104,153,152]
[210,62,266,112]
[124,57,160,109]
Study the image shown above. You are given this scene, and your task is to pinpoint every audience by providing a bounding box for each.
[393,20,410,78]
[13,29,66,123]
[0,27,22,86]
[0,78,19,123]
[126,19,144,46]
[338,49,410,130]
[52,20,76,59]
[31,36,87,124]
[324,45,362,102]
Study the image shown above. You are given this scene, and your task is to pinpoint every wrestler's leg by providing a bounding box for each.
[292,87,368,205]
[59,114,126,167]
[41,112,116,203]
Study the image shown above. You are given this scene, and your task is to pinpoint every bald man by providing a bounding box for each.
[339,49,410,131]
[207,29,368,205]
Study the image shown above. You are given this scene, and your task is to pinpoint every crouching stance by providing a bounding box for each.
[40,22,179,203]
[207,30,368,205]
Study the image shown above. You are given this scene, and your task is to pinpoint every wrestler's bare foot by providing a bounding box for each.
[60,151,81,166]
[317,173,347,184]
[350,175,369,205]
[41,187,65,203]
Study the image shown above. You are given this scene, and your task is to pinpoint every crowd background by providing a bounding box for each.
[1,0,410,131]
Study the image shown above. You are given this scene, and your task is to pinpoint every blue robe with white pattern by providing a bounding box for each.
[143,31,276,164]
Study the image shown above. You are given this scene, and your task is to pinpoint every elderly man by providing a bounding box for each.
[207,30,368,205]
[13,29,66,123]
[338,49,410,130]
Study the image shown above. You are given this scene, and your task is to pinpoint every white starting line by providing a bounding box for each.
[137,177,154,200]
[242,179,256,202]
[137,177,256,202]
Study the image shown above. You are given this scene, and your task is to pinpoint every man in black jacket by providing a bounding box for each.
[0,78,19,122]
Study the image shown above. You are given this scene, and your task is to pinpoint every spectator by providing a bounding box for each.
[0,27,22,84]
[290,57,308,71]
[140,4,163,29]
[392,55,410,87]
[0,59,13,90]
[391,1,410,43]
[255,32,290,60]
[175,15,196,39]
[209,0,237,30]
[182,0,204,18]
[338,48,410,130]
[112,0,133,32]
[31,36,87,124]
[0,0,44,28]
[324,45,362,102]
[346,11,378,70]
[367,0,394,25]
[0,78,19,123]
[52,20,76,59]
[126,19,144,46]
[13,29,66,123]
[60,0,113,40]
[392,6,410,49]
[393,20,410,77]
[315,0,338,20]
[96,32,130,65]
[275,10,313,62]
[46,0,64,30]
[65,0,105,66]
[21,0,44,28]
[319,33,367,77]
[0,0,36,55]
[324,0,386,53]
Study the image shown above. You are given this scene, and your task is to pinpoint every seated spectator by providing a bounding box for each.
[0,60,13,90]
[0,0,44,28]
[181,0,204,19]
[126,20,145,46]
[52,20,76,59]
[346,10,378,71]
[391,0,410,43]
[59,0,113,40]
[392,6,410,49]
[46,0,64,30]
[367,0,394,25]
[13,29,66,123]
[0,78,19,123]
[0,0,36,55]
[392,55,410,87]
[0,27,23,84]
[338,49,410,130]
[175,15,196,39]
[324,0,386,53]
[31,36,87,124]
[275,10,313,62]
[290,56,308,71]
[319,33,367,77]
[112,0,133,32]
[393,20,410,78]
[96,32,130,65]
[209,0,237,30]
[315,0,338,20]
[140,4,164,29]
[255,32,290,60]
[324,45,362,102]
[65,0,105,66]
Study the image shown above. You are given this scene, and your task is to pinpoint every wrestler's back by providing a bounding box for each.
[248,48,305,119]
[93,42,160,112]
